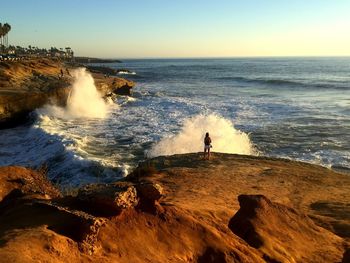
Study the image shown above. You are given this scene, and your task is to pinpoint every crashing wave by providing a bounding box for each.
[147,114,258,157]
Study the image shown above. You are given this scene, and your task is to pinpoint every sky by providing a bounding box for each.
[2,0,350,58]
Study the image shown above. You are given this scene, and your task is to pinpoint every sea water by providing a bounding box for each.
[0,58,349,188]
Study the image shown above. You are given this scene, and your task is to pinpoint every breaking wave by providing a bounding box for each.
[148,114,257,157]
[39,68,109,119]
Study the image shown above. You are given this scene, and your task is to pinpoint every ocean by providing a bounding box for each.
[0,58,349,188]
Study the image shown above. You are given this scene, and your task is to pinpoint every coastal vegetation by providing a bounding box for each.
[1,45,74,60]
[0,23,74,60]
[0,22,11,52]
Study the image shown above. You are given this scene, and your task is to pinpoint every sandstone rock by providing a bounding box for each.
[0,166,61,202]
[229,195,345,263]
[0,59,134,128]
[136,183,164,202]
[77,182,138,216]
[0,198,106,257]
[0,59,71,128]
[94,75,134,96]
[0,154,349,262]
[34,201,106,255]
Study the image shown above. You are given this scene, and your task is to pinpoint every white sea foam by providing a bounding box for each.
[126,96,137,102]
[2,59,347,189]
[117,71,136,75]
[148,114,257,157]
[40,68,109,119]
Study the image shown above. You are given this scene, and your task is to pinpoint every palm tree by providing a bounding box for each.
[3,23,11,48]
[0,23,3,53]
[0,23,11,52]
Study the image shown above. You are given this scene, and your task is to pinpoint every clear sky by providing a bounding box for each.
[2,0,350,58]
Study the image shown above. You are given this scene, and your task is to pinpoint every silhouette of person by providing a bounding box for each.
[204,132,212,160]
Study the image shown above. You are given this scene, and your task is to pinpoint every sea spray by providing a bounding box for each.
[41,68,109,119]
[148,114,258,157]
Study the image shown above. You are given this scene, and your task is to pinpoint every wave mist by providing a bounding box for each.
[148,114,257,157]
[42,68,108,119]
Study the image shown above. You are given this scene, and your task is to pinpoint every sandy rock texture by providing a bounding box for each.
[0,153,349,262]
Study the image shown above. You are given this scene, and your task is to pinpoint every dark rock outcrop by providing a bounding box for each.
[94,74,134,96]
[86,66,135,76]
[342,249,350,263]
[86,65,118,75]
[229,194,345,263]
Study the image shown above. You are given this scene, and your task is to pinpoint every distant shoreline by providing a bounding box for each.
[107,55,350,60]
[74,57,122,64]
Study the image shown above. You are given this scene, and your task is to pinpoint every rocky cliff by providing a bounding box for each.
[0,153,349,262]
[0,58,134,128]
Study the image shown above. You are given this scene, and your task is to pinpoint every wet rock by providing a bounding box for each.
[229,195,345,263]
[77,182,138,216]
[85,65,118,75]
[94,74,134,96]
[113,84,133,96]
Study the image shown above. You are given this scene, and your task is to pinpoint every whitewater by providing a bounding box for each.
[0,58,349,188]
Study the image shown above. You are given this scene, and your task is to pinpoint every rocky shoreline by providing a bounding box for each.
[0,153,349,262]
[1,59,349,262]
[0,58,134,128]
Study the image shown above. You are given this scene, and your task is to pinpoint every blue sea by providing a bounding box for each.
[0,58,349,188]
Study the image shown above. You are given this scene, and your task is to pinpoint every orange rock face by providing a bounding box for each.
[0,154,349,262]
[0,59,134,128]
[229,194,344,262]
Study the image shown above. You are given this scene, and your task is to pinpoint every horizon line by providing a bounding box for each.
[85,55,350,60]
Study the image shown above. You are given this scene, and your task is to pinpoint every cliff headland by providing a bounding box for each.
[0,153,348,262]
[0,58,134,128]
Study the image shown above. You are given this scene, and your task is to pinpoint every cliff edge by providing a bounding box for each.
[0,58,134,128]
[0,153,349,262]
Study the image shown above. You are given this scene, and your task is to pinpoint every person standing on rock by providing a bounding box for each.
[204,132,212,160]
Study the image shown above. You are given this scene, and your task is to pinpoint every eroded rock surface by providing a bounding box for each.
[0,154,349,262]
[0,166,61,201]
[77,182,138,216]
[229,194,345,263]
